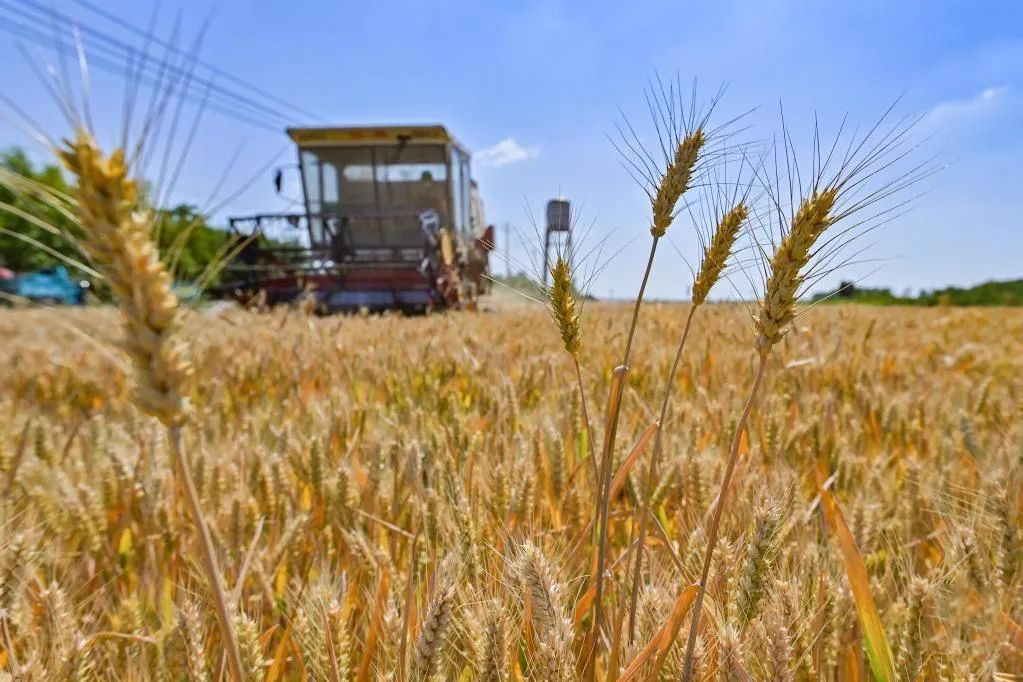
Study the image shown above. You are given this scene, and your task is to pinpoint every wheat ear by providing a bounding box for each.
[764,606,793,682]
[897,577,931,680]
[516,544,573,680]
[58,129,245,681]
[410,583,454,682]
[719,625,751,682]
[549,257,581,359]
[754,189,836,354]
[736,505,782,628]
[479,602,506,682]
[692,202,749,306]
[652,130,706,237]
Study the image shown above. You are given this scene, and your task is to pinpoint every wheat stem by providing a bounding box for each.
[626,303,698,640]
[170,426,246,682]
[682,354,768,681]
[621,238,659,367]
[574,358,600,490]
[396,529,420,682]
[586,236,659,679]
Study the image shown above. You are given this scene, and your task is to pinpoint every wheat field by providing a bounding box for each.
[1,301,1020,679]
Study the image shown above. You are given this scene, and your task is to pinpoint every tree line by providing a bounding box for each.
[1,148,235,283]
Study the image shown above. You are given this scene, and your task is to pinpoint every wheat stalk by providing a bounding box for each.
[588,123,707,677]
[627,200,749,639]
[682,188,836,680]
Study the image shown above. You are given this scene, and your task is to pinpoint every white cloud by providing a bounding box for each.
[475,137,539,167]
[924,86,1009,128]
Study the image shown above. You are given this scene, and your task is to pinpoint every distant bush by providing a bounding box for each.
[917,279,1023,306]
[814,279,1023,306]
[492,270,598,301]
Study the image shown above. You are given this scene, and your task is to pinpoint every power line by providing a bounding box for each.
[69,0,319,124]
[69,0,323,123]
[4,0,297,127]
[0,0,311,132]
[0,12,281,132]
[0,11,280,131]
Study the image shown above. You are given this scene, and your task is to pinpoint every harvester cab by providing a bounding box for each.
[222,125,494,312]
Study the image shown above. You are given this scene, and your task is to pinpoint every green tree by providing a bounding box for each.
[0,148,83,273]
[155,203,233,282]
[2,148,236,289]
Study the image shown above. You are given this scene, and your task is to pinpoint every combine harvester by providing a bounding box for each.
[221,125,495,313]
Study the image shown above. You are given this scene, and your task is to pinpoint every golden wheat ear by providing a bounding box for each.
[651,129,706,237]
[409,581,455,681]
[684,148,766,306]
[691,201,749,306]
[754,187,837,354]
[548,257,581,359]
[749,103,936,354]
[612,77,754,238]
[514,542,575,681]
[58,131,191,425]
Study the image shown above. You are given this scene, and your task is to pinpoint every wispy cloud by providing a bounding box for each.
[924,86,1010,128]
[476,137,539,167]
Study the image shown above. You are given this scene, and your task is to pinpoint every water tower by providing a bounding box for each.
[543,198,572,286]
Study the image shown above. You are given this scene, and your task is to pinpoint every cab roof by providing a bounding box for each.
[286,125,468,155]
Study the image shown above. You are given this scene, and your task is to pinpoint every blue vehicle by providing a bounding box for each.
[0,265,87,305]
[171,280,203,303]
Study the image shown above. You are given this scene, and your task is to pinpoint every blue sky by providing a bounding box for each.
[1,0,1021,299]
